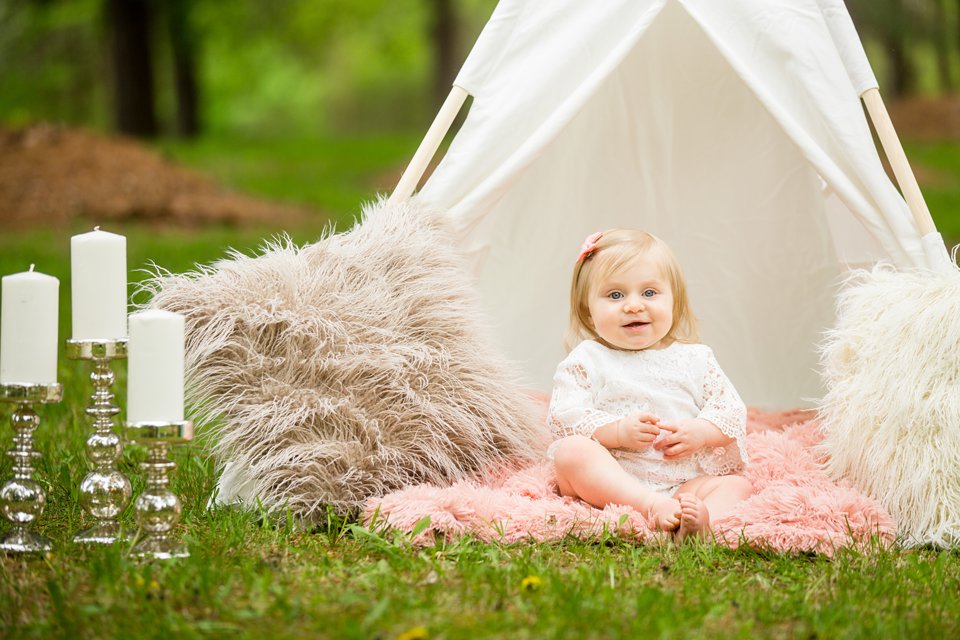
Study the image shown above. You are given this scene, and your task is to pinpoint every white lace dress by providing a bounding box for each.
[547,340,748,495]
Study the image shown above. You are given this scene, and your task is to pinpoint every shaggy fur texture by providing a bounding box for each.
[364,409,894,554]
[819,264,960,547]
[141,198,548,520]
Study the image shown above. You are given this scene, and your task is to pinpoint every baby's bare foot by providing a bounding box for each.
[650,497,681,532]
[676,494,710,542]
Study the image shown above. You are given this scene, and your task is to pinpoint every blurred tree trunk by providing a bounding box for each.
[934,0,955,91]
[106,0,158,137]
[430,0,458,109]
[953,0,960,89]
[847,0,919,97]
[167,0,201,138]
[886,34,915,97]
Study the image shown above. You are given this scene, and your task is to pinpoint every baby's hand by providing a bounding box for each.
[653,419,710,459]
[616,413,661,450]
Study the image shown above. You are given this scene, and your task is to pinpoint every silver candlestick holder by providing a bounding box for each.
[66,339,132,544]
[125,420,193,559]
[0,382,62,553]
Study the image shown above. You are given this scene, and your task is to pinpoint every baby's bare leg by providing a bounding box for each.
[676,494,710,541]
[675,474,754,540]
[553,435,681,531]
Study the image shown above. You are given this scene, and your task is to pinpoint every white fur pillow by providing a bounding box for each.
[819,264,960,547]
[144,198,547,519]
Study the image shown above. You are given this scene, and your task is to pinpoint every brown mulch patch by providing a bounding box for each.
[2,97,957,232]
[887,96,960,142]
[0,123,313,230]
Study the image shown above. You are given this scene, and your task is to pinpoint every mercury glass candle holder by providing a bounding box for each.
[0,382,62,553]
[66,338,132,544]
[124,420,193,559]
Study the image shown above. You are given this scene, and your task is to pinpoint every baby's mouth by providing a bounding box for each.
[623,321,649,328]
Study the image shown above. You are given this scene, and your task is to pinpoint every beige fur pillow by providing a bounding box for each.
[144,198,546,520]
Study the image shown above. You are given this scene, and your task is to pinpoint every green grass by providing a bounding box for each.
[4,462,960,640]
[155,133,423,229]
[3,135,960,638]
[903,140,960,247]
[6,525,960,639]
[159,132,960,249]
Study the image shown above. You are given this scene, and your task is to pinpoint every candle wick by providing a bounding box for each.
[29,264,35,272]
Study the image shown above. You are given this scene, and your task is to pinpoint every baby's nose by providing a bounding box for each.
[623,296,645,311]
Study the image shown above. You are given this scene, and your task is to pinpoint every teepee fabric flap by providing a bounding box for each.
[417,0,943,406]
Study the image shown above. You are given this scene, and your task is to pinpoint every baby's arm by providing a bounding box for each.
[697,348,749,470]
[656,348,749,468]
[654,347,747,463]
[547,355,621,441]
[653,418,732,460]
[547,349,660,451]
[594,412,661,450]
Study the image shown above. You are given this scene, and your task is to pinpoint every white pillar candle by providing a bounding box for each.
[127,310,185,423]
[0,266,59,385]
[71,228,127,340]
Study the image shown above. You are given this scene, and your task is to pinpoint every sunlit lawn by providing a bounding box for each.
[156,132,424,229]
[2,133,960,638]
[904,140,960,246]
[165,133,960,248]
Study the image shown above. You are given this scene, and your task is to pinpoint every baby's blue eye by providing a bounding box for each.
[642,289,656,298]
[609,292,623,300]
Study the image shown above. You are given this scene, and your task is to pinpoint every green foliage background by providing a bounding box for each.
[0,0,495,136]
[3,3,960,637]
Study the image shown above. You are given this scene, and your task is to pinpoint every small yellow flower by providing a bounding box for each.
[44,552,54,562]
[520,575,543,592]
[134,575,145,588]
[148,580,160,594]
[396,626,429,640]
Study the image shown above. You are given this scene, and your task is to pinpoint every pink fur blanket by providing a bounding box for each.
[363,409,895,554]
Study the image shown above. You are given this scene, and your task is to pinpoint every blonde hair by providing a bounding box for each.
[564,228,699,351]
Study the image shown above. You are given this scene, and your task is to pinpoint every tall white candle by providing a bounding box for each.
[71,228,127,340]
[127,310,185,423]
[0,266,59,385]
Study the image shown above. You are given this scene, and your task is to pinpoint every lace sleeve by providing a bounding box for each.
[696,348,749,475]
[546,351,621,441]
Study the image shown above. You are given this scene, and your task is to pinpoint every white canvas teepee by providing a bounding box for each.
[394,0,953,409]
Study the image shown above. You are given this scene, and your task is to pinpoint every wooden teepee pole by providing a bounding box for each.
[861,87,937,236]
[387,85,470,206]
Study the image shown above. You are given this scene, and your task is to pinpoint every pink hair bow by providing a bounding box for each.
[576,231,603,264]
